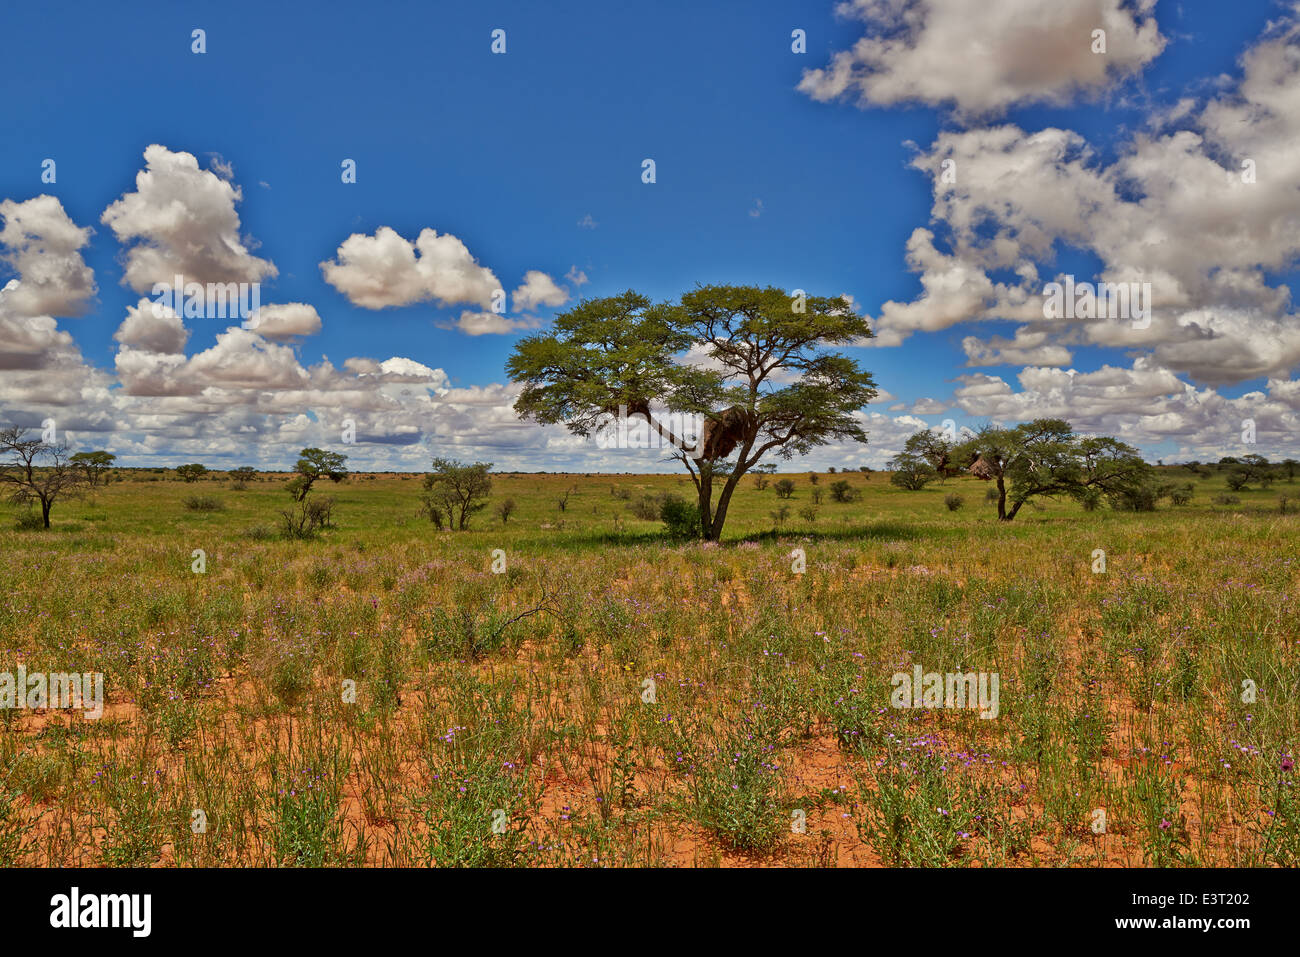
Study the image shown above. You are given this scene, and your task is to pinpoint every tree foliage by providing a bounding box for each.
[288,448,348,501]
[69,450,116,487]
[421,459,493,530]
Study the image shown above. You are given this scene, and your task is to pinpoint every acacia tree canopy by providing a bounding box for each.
[70,450,116,486]
[507,285,877,540]
[288,448,348,501]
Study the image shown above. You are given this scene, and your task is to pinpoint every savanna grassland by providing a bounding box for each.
[0,466,1297,867]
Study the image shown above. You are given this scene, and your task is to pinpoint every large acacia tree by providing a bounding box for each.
[506,285,877,540]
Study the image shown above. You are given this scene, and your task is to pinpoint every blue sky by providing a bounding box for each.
[2,0,1299,470]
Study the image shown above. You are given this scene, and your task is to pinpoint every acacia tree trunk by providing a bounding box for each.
[695,467,714,539]
[708,470,746,540]
[702,431,759,541]
[41,497,52,528]
[996,475,1008,522]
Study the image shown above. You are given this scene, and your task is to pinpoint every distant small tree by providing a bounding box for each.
[1239,454,1273,488]
[496,498,517,524]
[70,450,116,487]
[1225,470,1250,492]
[0,427,88,529]
[287,448,348,501]
[422,459,493,530]
[176,463,208,483]
[888,454,936,491]
[900,429,961,482]
[230,466,257,484]
[774,478,796,499]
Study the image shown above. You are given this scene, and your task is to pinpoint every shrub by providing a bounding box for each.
[496,498,517,524]
[280,497,335,539]
[798,505,818,524]
[829,480,859,503]
[303,496,335,529]
[1170,485,1193,506]
[770,504,791,529]
[12,511,44,532]
[183,495,225,512]
[659,495,701,539]
[630,494,661,521]
[984,487,1000,504]
[1211,493,1241,506]
[889,463,935,491]
[1225,470,1250,492]
[1108,485,1157,512]
[943,493,964,512]
[774,479,796,499]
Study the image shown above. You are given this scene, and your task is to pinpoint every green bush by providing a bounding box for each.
[1225,470,1250,492]
[183,495,225,512]
[628,494,661,521]
[12,511,44,531]
[830,480,860,503]
[1108,485,1157,512]
[659,494,701,539]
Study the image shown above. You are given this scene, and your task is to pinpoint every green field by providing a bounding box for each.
[1,466,1296,866]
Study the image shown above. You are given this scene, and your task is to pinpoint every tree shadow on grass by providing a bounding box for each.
[737,520,926,545]
[506,520,931,552]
